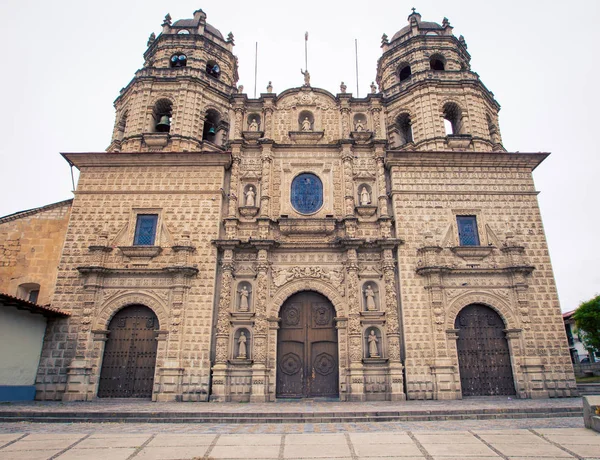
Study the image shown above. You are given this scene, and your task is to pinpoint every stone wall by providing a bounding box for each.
[0,201,71,305]
[36,154,229,401]
[388,151,577,399]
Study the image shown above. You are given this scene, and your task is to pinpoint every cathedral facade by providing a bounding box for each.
[15,9,576,402]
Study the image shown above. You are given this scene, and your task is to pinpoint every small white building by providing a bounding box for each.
[0,293,69,401]
[563,310,597,363]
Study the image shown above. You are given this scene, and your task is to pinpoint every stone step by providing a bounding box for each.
[577,383,600,395]
[0,406,583,424]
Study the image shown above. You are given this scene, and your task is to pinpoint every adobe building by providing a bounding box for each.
[0,9,576,402]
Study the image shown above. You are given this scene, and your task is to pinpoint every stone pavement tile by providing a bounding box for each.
[506,457,573,460]
[3,438,82,451]
[561,444,600,457]
[55,447,136,460]
[286,433,347,445]
[473,430,535,435]
[210,444,280,459]
[353,442,423,457]
[0,433,22,443]
[490,442,575,457]
[349,432,413,444]
[411,430,472,435]
[217,434,282,445]
[417,442,497,457]
[535,428,594,436]
[359,457,425,460]
[284,442,350,458]
[430,457,501,460]
[540,434,600,444]
[76,434,151,448]
[22,434,86,441]
[146,434,215,446]
[476,434,545,444]
[1,449,62,460]
[414,433,482,444]
[134,445,209,460]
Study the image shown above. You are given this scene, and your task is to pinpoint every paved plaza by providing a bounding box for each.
[0,398,598,459]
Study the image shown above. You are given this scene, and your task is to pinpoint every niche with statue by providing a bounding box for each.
[363,326,386,362]
[355,183,377,217]
[231,327,252,362]
[236,281,253,313]
[351,113,373,142]
[242,113,264,142]
[239,184,260,218]
[362,282,380,312]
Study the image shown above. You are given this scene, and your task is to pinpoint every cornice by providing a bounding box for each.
[385,151,549,171]
[62,151,232,169]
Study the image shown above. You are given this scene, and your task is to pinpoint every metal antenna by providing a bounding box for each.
[254,42,258,98]
[305,32,308,72]
[355,39,359,97]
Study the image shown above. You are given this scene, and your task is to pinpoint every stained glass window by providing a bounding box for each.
[134,214,158,245]
[291,173,323,214]
[457,215,480,246]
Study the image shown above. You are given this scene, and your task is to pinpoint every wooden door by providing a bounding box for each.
[277,292,338,398]
[98,305,158,398]
[455,304,515,396]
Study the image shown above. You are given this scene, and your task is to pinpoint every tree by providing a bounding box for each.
[573,294,600,356]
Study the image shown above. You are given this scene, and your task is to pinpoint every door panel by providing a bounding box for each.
[98,305,158,398]
[277,292,338,398]
[455,304,515,396]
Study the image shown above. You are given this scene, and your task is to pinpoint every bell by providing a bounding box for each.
[208,126,216,135]
[156,115,171,132]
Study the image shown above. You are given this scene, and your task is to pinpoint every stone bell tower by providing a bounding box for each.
[377,10,504,152]
[107,9,238,153]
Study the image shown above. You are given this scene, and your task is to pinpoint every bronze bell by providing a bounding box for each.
[156,115,171,132]
[208,126,216,135]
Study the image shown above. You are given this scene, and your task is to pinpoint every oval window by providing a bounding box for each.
[291,173,323,214]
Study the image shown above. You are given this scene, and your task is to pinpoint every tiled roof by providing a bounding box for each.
[0,199,72,224]
[0,293,70,318]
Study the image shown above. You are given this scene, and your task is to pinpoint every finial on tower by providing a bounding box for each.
[162,13,172,27]
[411,7,416,13]
[147,32,156,47]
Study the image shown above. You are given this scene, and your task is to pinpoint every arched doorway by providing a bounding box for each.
[455,304,516,396]
[98,305,159,398]
[277,292,338,398]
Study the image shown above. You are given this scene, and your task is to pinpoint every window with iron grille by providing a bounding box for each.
[457,215,480,246]
[133,214,158,246]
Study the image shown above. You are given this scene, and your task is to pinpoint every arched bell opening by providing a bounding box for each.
[276,291,339,398]
[454,303,516,397]
[202,109,221,143]
[152,99,172,133]
[97,304,159,398]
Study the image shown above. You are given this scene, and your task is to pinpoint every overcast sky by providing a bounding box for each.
[0,0,598,311]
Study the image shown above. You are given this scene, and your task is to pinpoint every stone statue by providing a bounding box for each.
[301,117,312,131]
[368,330,379,357]
[370,81,377,94]
[245,187,255,207]
[354,119,365,132]
[238,285,250,311]
[237,331,247,358]
[267,81,273,93]
[237,85,244,94]
[360,186,371,206]
[249,118,259,131]
[301,68,310,86]
[340,81,347,94]
[365,284,376,311]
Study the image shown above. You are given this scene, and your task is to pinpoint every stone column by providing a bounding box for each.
[381,246,406,400]
[345,246,364,401]
[234,107,244,139]
[211,247,235,401]
[341,107,351,139]
[64,235,111,401]
[341,145,355,218]
[263,106,274,139]
[374,149,389,217]
[228,150,241,218]
[259,144,273,219]
[250,245,270,401]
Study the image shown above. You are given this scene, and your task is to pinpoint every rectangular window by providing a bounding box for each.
[28,290,39,304]
[457,215,480,246]
[133,214,158,245]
